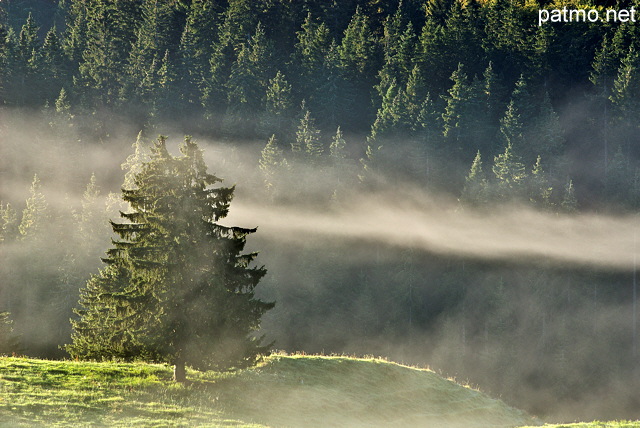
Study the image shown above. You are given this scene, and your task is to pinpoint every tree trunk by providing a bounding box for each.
[173,356,186,383]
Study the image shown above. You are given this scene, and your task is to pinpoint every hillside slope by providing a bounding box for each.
[0,354,535,427]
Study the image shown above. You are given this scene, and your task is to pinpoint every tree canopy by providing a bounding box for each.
[66,136,274,381]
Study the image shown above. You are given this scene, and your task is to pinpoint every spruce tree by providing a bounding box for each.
[0,202,19,242]
[461,151,488,206]
[528,156,553,209]
[259,134,289,196]
[40,26,67,103]
[258,70,293,137]
[330,126,347,161]
[291,13,332,99]
[441,63,483,157]
[492,141,526,201]
[19,174,49,240]
[67,136,274,381]
[295,108,323,158]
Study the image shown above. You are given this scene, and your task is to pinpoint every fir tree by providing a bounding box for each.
[11,13,40,105]
[226,23,273,118]
[441,63,483,157]
[67,136,274,381]
[19,174,49,240]
[259,134,289,195]
[330,126,347,161]
[532,91,564,163]
[528,156,553,209]
[377,3,416,97]
[369,78,405,141]
[258,70,293,137]
[492,141,526,201]
[295,108,323,158]
[40,26,67,103]
[0,202,19,242]
[610,46,640,155]
[498,99,525,154]
[291,13,332,98]
[461,150,488,206]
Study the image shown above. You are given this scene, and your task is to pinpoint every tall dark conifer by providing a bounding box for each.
[67,136,274,381]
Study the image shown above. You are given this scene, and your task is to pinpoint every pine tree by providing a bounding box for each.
[78,0,143,106]
[369,78,405,141]
[11,13,40,105]
[528,156,553,209]
[226,23,273,118]
[49,87,74,131]
[67,136,274,381]
[532,91,564,163]
[19,174,49,240]
[492,141,526,201]
[291,13,332,98]
[610,46,640,155]
[124,0,174,107]
[498,100,525,154]
[40,26,68,103]
[0,202,19,242]
[155,49,179,121]
[337,6,378,127]
[330,126,347,161]
[258,70,293,137]
[377,3,416,97]
[259,134,289,195]
[441,63,483,157]
[313,40,352,129]
[121,131,151,191]
[295,108,323,158]
[265,71,292,117]
[414,92,439,149]
[479,61,506,155]
[74,173,109,251]
[590,35,617,169]
[461,150,488,206]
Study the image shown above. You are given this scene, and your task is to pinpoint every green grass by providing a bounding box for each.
[520,423,640,428]
[0,353,558,427]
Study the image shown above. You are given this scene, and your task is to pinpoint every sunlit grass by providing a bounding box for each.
[0,357,261,427]
[520,423,640,428]
[13,354,636,427]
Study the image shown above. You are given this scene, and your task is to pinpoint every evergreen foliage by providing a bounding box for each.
[67,136,274,380]
[4,0,640,417]
[18,174,49,240]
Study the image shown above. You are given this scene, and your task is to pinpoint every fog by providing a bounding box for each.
[2,110,640,422]
[225,191,640,270]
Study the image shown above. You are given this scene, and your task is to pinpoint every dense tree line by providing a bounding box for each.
[2,0,640,206]
[3,0,640,419]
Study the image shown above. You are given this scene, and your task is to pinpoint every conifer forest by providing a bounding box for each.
[3,0,640,421]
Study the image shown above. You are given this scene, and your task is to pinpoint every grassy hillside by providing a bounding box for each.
[522,424,640,428]
[0,354,534,427]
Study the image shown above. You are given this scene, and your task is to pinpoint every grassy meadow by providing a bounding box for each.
[0,354,535,427]
[2,353,640,427]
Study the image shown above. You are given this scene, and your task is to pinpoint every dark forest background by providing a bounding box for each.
[3,0,640,421]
